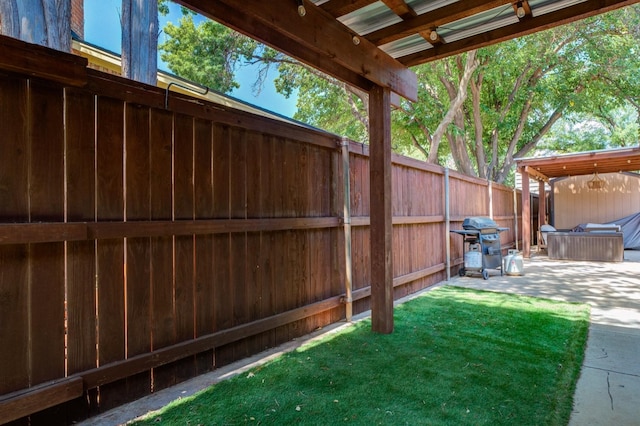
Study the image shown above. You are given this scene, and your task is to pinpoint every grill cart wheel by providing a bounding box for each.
[482,270,489,280]
[458,267,466,277]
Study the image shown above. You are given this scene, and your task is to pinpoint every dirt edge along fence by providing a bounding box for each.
[0,36,521,425]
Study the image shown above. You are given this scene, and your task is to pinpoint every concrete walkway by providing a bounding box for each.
[84,251,640,425]
[450,250,640,426]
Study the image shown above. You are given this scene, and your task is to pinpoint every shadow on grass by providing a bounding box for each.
[133,286,590,426]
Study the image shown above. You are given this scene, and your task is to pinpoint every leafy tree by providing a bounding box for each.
[275,61,370,142]
[272,6,640,184]
[159,13,259,93]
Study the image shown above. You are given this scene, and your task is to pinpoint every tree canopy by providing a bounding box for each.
[159,11,259,93]
[157,2,640,184]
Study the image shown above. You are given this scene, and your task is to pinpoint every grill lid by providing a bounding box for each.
[462,216,498,230]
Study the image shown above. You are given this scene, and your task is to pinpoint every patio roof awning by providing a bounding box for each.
[515,146,640,182]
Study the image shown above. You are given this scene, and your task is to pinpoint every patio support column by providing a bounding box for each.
[521,169,531,258]
[369,85,393,334]
[538,180,546,227]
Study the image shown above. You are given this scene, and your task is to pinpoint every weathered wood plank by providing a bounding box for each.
[124,103,152,400]
[149,108,177,390]
[81,295,342,389]
[95,95,127,410]
[193,118,215,374]
[0,244,29,396]
[173,113,196,382]
[26,82,67,422]
[0,34,87,86]
[62,85,97,421]
[0,377,84,425]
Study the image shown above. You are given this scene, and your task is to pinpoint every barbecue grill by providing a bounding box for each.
[450,216,508,280]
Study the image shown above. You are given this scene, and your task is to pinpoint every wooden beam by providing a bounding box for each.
[320,0,377,18]
[177,0,417,101]
[0,34,87,86]
[521,169,531,258]
[0,377,84,424]
[382,0,417,20]
[399,0,640,66]
[174,0,371,93]
[0,223,87,245]
[538,180,546,230]
[81,296,343,388]
[369,85,394,334]
[524,166,550,183]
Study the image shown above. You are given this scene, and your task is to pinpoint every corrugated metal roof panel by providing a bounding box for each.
[337,2,402,35]
[380,34,432,58]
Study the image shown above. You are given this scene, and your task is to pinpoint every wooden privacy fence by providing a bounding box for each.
[0,37,521,425]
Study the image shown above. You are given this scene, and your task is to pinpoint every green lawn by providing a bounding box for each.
[134,286,590,425]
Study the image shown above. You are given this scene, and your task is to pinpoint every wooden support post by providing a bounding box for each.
[521,170,531,258]
[538,180,546,227]
[341,137,353,322]
[369,85,393,334]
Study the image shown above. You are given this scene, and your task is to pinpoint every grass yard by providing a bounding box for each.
[133,286,590,425]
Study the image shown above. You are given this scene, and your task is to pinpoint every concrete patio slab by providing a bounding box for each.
[451,251,640,426]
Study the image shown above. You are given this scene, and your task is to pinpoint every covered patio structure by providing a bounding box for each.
[516,146,640,257]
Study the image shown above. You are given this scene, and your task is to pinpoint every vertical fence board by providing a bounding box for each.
[173,113,196,382]
[149,109,176,391]
[64,87,97,420]
[212,124,233,365]
[27,83,66,423]
[64,93,98,409]
[0,75,29,402]
[193,118,215,374]
[27,81,66,424]
[258,136,277,349]
[229,128,248,359]
[124,103,152,400]
[245,131,265,354]
[95,96,126,410]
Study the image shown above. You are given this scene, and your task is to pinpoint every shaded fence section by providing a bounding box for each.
[0,37,521,425]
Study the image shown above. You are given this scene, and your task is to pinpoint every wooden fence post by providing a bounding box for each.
[521,170,531,258]
[444,168,451,282]
[341,137,353,321]
[369,85,393,334]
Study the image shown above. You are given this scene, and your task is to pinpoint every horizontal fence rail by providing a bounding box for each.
[0,35,521,425]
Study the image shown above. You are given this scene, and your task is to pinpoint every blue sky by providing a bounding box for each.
[84,0,297,117]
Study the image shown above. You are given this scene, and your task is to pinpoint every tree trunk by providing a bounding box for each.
[427,50,478,164]
[122,0,158,85]
[0,0,71,52]
[470,73,486,178]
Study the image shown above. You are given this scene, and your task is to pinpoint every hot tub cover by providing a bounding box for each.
[573,212,640,250]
